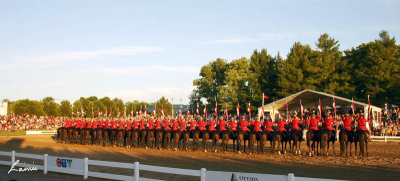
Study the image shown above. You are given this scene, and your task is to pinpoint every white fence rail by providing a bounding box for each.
[26,130,57,135]
[370,135,400,142]
[0,150,343,181]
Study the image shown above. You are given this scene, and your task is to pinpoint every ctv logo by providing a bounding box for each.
[56,158,72,168]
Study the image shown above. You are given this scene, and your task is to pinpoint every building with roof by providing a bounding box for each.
[258,89,382,124]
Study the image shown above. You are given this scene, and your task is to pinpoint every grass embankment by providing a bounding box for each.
[0,130,26,136]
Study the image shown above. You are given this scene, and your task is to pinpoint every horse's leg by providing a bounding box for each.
[366,140,368,157]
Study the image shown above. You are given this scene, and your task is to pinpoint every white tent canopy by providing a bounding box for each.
[258,89,382,123]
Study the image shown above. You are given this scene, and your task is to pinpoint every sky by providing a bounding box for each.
[0,0,399,104]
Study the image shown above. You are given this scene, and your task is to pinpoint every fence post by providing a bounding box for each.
[288,173,294,181]
[201,168,206,181]
[43,154,48,174]
[84,157,88,180]
[134,162,139,181]
[11,151,15,167]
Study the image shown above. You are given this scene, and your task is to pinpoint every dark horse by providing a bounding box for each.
[320,129,336,156]
[272,130,290,154]
[358,130,369,157]
[191,129,200,150]
[339,128,355,157]
[306,129,320,156]
[57,127,67,143]
[291,129,302,155]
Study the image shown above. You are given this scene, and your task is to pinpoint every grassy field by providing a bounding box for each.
[0,130,26,136]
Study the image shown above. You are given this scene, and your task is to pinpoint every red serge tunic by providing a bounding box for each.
[163,120,171,131]
[208,120,216,131]
[291,118,303,131]
[277,121,288,131]
[148,119,155,130]
[309,118,320,131]
[189,121,197,131]
[253,120,262,132]
[239,120,250,132]
[323,119,335,131]
[155,120,163,130]
[118,121,125,130]
[172,121,180,131]
[198,120,207,131]
[126,121,132,130]
[180,121,187,131]
[111,120,118,129]
[265,120,274,132]
[343,118,354,131]
[357,117,370,131]
[218,119,227,131]
[229,121,237,131]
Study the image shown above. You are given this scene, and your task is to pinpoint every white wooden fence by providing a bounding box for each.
[0,150,342,181]
[26,130,57,135]
[370,135,400,142]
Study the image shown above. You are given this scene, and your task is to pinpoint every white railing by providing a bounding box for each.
[0,150,204,181]
[0,150,343,181]
[26,130,57,135]
[370,135,400,142]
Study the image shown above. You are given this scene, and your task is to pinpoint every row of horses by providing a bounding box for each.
[56,125,369,157]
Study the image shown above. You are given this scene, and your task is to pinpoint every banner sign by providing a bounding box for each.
[48,156,84,170]
[206,171,287,181]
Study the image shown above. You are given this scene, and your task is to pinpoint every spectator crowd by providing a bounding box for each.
[0,115,64,131]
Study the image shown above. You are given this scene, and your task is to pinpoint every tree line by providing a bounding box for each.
[4,96,173,117]
[3,31,399,117]
[190,31,400,113]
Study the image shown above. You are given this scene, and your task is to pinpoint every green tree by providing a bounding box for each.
[60,100,72,117]
[42,97,60,116]
[278,42,317,97]
[155,97,172,116]
[249,49,280,106]
[313,33,354,96]
[345,30,400,106]
[193,58,228,108]
[219,57,251,113]
[13,99,45,116]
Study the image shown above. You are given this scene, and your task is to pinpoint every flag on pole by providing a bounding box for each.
[368,95,371,119]
[351,97,355,114]
[186,109,190,116]
[225,103,228,118]
[92,107,94,118]
[180,106,183,116]
[214,102,218,117]
[262,93,268,117]
[286,100,289,115]
[144,105,147,116]
[318,99,322,116]
[248,103,251,118]
[140,106,142,117]
[272,101,275,121]
[154,105,157,116]
[237,103,240,117]
[333,96,336,116]
[162,106,165,116]
[196,103,200,116]
[300,99,304,116]
[204,105,207,117]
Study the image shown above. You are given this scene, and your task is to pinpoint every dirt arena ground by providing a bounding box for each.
[0,135,399,181]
